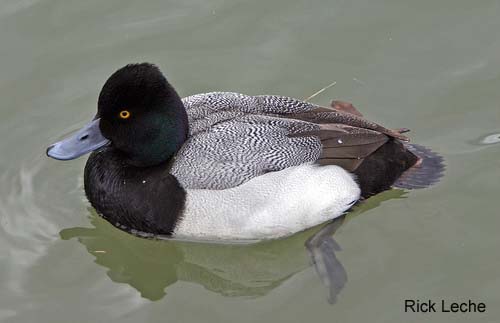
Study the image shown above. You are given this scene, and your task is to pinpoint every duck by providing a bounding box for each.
[46,63,444,241]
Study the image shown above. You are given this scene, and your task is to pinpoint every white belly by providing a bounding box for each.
[173,163,361,241]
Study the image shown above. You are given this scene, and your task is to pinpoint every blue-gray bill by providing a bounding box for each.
[46,118,110,160]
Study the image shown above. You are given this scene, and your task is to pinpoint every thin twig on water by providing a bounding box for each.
[303,81,337,102]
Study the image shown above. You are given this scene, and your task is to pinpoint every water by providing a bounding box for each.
[1,0,499,322]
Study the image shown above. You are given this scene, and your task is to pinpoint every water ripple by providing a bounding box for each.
[479,133,500,145]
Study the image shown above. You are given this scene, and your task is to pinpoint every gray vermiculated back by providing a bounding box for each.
[171,92,324,189]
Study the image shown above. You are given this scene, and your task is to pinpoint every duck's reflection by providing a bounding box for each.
[60,189,407,303]
[305,217,347,304]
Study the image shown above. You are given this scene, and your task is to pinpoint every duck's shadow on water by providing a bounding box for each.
[60,189,407,303]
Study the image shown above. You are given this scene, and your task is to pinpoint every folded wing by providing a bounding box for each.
[173,92,407,190]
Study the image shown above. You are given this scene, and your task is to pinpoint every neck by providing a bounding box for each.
[127,97,189,167]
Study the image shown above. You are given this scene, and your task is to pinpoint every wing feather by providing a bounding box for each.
[175,92,406,188]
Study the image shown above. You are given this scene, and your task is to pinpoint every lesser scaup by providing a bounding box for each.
[47,63,444,240]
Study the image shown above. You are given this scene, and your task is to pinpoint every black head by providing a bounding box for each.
[47,63,189,167]
[98,63,188,166]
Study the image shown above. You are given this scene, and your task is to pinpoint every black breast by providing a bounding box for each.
[83,148,186,236]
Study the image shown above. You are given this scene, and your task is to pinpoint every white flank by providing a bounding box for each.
[174,163,361,241]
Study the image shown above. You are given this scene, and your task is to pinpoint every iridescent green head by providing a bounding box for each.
[47,63,189,167]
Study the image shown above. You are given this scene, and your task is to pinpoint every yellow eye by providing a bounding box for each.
[119,110,131,119]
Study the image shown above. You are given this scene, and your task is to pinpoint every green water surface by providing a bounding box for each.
[1,0,499,322]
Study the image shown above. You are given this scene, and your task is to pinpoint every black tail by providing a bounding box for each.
[393,144,445,189]
[353,140,445,198]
